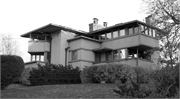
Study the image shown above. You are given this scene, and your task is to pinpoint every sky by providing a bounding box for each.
[0,0,148,62]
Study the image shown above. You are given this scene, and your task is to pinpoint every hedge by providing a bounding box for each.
[80,63,136,83]
[28,64,81,85]
[1,55,24,89]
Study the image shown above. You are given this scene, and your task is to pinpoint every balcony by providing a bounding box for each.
[28,40,50,53]
[101,34,158,49]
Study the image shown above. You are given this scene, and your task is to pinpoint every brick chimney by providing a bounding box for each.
[89,18,105,32]
[103,22,107,27]
[145,15,153,25]
[93,18,98,24]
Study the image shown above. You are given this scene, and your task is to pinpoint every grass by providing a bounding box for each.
[1,84,120,98]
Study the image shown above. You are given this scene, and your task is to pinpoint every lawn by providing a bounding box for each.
[1,84,120,98]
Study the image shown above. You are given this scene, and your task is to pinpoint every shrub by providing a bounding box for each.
[80,63,136,83]
[149,63,179,98]
[94,63,136,83]
[1,55,24,89]
[21,67,32,85]
[80,65,98,83]
[133,67,152,83]
[28,64,81,85]
[113,63,179,98]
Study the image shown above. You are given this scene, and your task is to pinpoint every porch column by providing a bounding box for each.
[30,55,33,61]
[35,55,37,61]
[125,49,129,58]
[39,55,41,61]
[136,48,139,67]
[44,51,48,63]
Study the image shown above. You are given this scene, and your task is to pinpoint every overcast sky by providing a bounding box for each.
[0,0,148,62]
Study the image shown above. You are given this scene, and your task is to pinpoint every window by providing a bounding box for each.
[119,29,125,36]
[119,49,125,59]
[128,48,138,58]
[152,29,156,37]
[113,50,119,60]
[129,28,133,35]
[95,52,101,62]
[149,28,152,36]
[113,49,126,60]
[140,25,144,34]
[72,50,78,61]
[106,51,112,61]
[100,34,106,40]
[113,31,118,38]
[134,27,139,34]
[144,26,149,35]
[106,32,112,39]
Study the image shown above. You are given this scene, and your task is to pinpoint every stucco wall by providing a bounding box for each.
[140,34,159,47]
[68,37,101,69]
[28,41,50,52]
[51,30,74,65]
[69,61,93,70]
[101,35,139,49]
[25,62,38,68]
[59,30,74,65]
[51,32,61,64]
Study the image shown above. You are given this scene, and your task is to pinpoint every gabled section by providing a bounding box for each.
[21,23,87,39]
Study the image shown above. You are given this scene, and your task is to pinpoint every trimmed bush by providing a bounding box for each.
[80,65,98,83]
[1,55,24,89]
[80,63,136,83]
[28,64,81,85]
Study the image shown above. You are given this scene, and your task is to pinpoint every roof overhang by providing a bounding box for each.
[21,23,87,38]
[67,36,102,43]
[93,47,113,52]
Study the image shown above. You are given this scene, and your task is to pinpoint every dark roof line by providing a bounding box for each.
[87,20,165,35]
[21,23,87,37]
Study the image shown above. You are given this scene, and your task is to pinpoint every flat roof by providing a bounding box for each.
[87,20,165,35]
[21,23,87,38]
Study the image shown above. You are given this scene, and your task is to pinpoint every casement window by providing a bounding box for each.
[144,26,149,35]
[95,52,101,62]
[113,49,126,60]
[152,29,156,37]
[105,51,112,61]
[72,50,78,61]
[113,50,119,60]
[129,28,133,35]
[100,34,106,40]
[134,27,139,34]
[106,32,112,39]
[113,31,118,38]
[119,49,126,59]
[119,29,125,36]
[140,25,144,34]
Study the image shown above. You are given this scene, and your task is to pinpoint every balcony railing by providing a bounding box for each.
[101,33,158,49]
[28,40,50,52]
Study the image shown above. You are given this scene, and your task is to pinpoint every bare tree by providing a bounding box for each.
[143,0,180,66]
[0,34,20,55]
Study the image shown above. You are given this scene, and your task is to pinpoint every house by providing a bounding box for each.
[21,17,162,70]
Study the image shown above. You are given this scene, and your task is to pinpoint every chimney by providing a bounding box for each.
[145,15,152,25]
[93,18,98,24]
[103,22,107,27]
